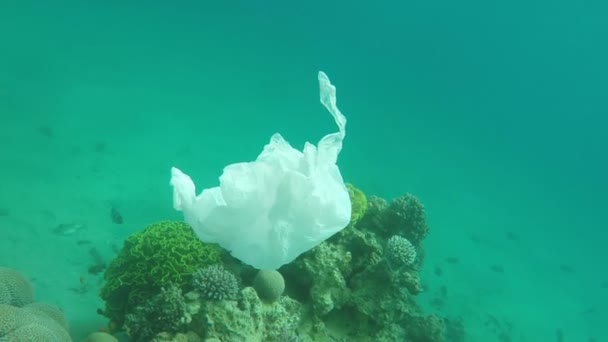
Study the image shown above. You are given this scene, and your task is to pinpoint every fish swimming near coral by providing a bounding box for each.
[52,221,86,236]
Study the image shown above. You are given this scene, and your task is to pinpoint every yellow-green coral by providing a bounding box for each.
[100,220,221,328]
[347,183,367,226]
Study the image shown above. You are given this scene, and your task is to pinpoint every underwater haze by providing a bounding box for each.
[1,0,607,341]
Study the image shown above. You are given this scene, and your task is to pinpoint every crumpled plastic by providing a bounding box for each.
[170,71,351,270]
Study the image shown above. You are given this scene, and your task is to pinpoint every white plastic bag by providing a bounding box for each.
[170,71,351,270]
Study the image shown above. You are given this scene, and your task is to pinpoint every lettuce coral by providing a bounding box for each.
[100,220,221,328]
[346,183,367,226]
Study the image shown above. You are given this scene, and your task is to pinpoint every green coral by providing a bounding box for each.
[347,183,367,226]
[100,220,221,328]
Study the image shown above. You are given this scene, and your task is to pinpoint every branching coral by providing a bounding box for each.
[384,193,428,245]
[192,265,239,301]
[385,235,417,269]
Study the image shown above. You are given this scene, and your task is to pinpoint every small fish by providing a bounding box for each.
[52,222,86,236]
[110,207,123,224]
[560,264,575,274]
[581,307,596,315]
[94,141,107,153]
[556,328,564,342]
[445,256,460,264]
[506,231,520,241]
[38,125,54,138]
[490,264,504,273]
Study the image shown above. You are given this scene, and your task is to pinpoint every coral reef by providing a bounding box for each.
[97,186,445,341]
[99,220,222,328]
[192,265,239,301]
[294,242,352,316]
[0,267,71,341]
[279,187,442,340]
[124,284,190,342]
[188,287,301,342]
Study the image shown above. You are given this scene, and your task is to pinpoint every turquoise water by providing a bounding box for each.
[1,1,606,341]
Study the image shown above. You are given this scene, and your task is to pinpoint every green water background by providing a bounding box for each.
[1,0,606,340]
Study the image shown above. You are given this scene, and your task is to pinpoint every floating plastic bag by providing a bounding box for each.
[170,71,351,270]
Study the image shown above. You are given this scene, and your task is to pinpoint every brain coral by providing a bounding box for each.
[0,303,71,341]
[253,270,285,303]
[23,303,69,331]
[100,220,221,328]
[0,267,34,307]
